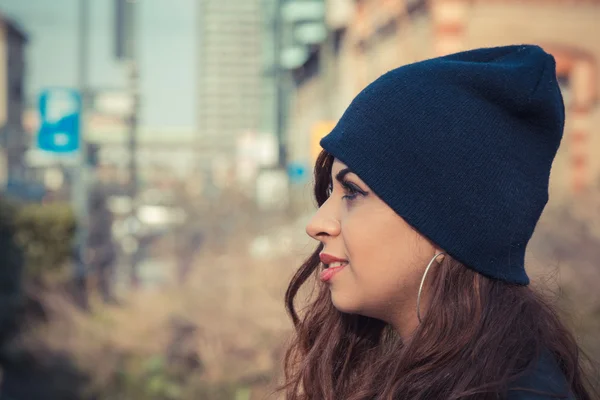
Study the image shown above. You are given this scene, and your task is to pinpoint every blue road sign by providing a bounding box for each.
[288,162,308,184]
[37,88,81,154]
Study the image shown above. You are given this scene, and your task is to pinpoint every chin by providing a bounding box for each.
[330,290,363,315]
[330,291,389,321]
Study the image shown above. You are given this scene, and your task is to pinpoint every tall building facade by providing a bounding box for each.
[0,14,27,188]
[196,0,264,178]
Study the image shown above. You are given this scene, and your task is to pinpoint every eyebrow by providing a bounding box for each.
[335,168,352,183]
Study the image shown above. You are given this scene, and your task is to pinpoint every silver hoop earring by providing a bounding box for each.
[416,251,446,324]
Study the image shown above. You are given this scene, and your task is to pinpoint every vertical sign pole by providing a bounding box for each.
[73,0,90,308]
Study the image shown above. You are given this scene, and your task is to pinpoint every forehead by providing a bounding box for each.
[331,159,349,175]
[330,159,366,186]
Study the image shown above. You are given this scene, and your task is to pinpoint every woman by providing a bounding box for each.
[281,45,598,399]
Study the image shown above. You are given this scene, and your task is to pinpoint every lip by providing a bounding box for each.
[319,253,348,265]
[319,253,349,283]
[320,264,347,282]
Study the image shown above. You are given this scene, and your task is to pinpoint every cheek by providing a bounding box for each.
[342,209,430,300]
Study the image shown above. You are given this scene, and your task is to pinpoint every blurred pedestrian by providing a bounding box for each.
[176,226,204,286]
[282,46,598,399]
[88,187,117,303]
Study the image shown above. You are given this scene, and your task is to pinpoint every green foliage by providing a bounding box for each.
[96,353,252,400]
[105,355,183,400]
[0,197,25,343]
[0,198,75,344]
[188,383,238,400]
[13,202,76,279]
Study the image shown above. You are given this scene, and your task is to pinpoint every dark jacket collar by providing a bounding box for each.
[507,351,575,399]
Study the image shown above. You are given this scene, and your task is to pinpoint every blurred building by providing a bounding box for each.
[287,0,600,208]
[195,0,264,175]
[23,106,196,198]
[0,14,28,189]
[98,137,196,186]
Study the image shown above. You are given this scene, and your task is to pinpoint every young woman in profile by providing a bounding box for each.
[281,45,599,399]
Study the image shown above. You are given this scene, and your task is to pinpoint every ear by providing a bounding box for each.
[435,251,446,263]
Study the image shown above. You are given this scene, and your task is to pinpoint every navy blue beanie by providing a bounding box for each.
[320,45,565,285]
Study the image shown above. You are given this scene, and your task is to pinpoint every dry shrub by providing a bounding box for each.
[9,186,600,398]
[14,191,302,399]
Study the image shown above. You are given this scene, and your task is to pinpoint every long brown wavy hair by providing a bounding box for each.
[281,150,598,400]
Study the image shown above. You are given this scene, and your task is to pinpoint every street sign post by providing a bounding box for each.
[287,162,308,184]
[37,88,82,154]
[38,86,89,308]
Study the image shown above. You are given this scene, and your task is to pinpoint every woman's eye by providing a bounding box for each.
[341,181,362,200]
[327,180,367,201]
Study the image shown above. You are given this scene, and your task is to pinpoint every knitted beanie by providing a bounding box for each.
[320,45,564,285]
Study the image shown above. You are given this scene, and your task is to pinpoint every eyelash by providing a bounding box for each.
[328,180,364,200]
[341,181,360,200]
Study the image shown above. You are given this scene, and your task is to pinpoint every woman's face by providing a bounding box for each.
[306,159,442,330]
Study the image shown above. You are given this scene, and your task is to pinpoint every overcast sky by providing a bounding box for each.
[0,0,197,129]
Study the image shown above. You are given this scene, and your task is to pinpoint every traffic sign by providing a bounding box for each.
[37,88,81,154]
[287,162,308,184]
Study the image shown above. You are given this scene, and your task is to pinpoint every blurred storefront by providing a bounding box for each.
[286,0,600,211]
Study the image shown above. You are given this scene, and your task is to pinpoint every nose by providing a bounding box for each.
[306,200,341,242]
